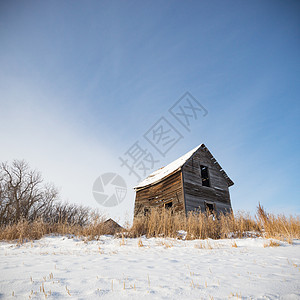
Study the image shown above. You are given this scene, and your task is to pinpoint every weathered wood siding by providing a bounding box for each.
[182,147,232,214]
[134,171,184,217]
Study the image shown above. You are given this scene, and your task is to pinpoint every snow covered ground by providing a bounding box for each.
[0,236,299,299]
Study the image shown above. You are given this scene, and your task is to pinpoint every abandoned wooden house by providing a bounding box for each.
[134,144,234,217]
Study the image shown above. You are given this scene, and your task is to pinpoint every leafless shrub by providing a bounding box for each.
[0,211,111,242]
[0,160,58,225]
[0,160,111,242]
[1,161,298,242]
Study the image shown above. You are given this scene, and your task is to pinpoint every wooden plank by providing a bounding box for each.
[182,146,232,214]
[134,171,184,217]
[181,170,187,216]
[134,144,233,218]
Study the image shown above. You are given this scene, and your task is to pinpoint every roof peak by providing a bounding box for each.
[134,144,204,190]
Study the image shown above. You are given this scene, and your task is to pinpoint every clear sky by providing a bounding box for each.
[1,0,299,223]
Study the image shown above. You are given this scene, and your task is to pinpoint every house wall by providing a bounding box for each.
[134,171,184,217]
[182,147,232,214]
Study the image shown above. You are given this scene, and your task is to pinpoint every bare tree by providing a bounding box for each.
[0,160,58,225]
[47,201,92,226]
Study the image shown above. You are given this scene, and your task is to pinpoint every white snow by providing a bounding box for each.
[1,236,299,299]
[134,144,202,189]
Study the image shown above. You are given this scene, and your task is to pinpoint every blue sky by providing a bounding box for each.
[0,0,299,222]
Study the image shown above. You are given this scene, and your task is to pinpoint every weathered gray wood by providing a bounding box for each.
[182,145,232,214]
[134,171,184,217]
[133,144,233,219]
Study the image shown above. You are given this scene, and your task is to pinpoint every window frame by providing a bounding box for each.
[200,164,211,187]
[164,200,173,209]
[204,201,215,214]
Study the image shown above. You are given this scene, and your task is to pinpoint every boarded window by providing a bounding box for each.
[200,165,210,187]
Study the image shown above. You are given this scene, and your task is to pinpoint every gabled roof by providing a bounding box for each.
[104,218,123,234]
[134,144,234,190]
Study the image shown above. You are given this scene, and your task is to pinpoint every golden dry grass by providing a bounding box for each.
[256,203,300,242]
[129,205,300,241]
[263,240,280,247]
[0,215,116,243]
[231,241,238,248]
[0,204,299,242]
[129,209,258,239]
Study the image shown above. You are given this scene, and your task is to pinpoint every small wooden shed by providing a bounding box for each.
[103,218,123,234]
[134,144,234,217]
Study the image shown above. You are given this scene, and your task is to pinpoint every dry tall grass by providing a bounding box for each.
[256,203,300,242]
[0,214,114,243]
[0,204,299,242]
[129,209,258,239]
[130,205,300,241]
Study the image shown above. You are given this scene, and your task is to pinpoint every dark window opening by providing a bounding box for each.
[205,202,214,214]
[144,208,149,216]
[200,165,210,187]
[164,201,173,209]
